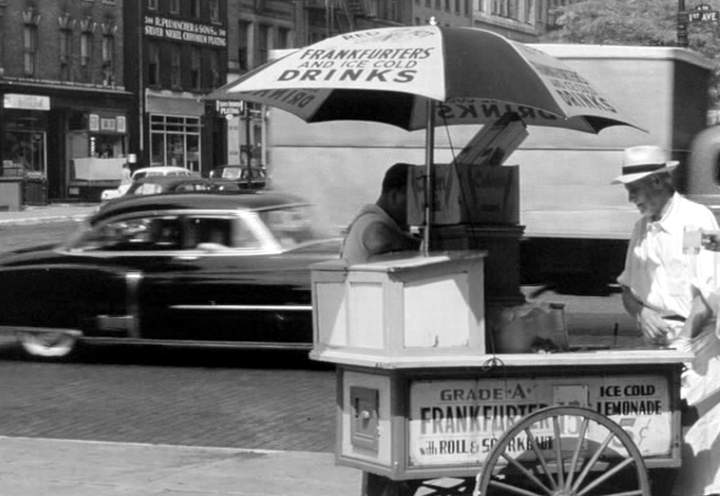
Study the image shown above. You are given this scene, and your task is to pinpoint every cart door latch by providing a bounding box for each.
[350,386,379,452]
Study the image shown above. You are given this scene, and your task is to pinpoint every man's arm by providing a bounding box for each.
[362,222,419,258]
[621,285,673,343]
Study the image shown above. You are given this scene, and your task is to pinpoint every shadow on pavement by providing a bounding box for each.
[0,340,331,370]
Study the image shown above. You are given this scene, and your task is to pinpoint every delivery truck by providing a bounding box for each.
[262,44,720,293]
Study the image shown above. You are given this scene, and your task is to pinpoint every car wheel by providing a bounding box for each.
[16,331,77,360]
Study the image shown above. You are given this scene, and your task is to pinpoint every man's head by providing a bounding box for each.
[377,162,411,226]
[612,146,677,220]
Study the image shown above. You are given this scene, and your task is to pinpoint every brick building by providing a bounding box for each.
[0,0,131,201]
[125,0,228,175]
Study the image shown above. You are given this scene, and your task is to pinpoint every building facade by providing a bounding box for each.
[125,0,228,175]
[0,0,131,200]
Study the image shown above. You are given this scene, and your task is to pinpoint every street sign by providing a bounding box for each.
[689,3,719,23]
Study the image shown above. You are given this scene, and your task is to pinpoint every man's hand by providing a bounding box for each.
[636,306,672,345]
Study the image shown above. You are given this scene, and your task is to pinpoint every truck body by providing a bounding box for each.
[263,44,720,292]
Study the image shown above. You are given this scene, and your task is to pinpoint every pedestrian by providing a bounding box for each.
[613,145,719,346]
[668,230,720,496]
[340,162,421,264]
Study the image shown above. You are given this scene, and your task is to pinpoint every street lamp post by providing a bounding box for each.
[678,0,689,48]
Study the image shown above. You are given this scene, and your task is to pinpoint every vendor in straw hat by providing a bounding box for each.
[615,146,720,496]
[614,145,719,346]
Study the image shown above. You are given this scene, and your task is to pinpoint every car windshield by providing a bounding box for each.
[258,205,326,250]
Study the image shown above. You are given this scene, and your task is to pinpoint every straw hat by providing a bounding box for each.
[611,145,679,185]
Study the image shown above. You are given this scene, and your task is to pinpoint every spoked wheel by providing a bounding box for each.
[474,406,650,496]
[16,331,77,360]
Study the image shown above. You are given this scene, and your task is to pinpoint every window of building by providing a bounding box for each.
[190,0,201,18]
[466,0,472,14]
[524,0,534,23]
[445,0,451,11]
[258,24,270,65]
[170,45,182,89]
[238,20,250,71]
[435,0,441,9]
[101,24,116,67]
[209,0,220,22]
[389,0,399,20]
[22,14,39,77]
[169,0,180,15]
[148,41,160,86]
[425,0,431,7]
[277,26,291,49]
[150,115,201,171]
[190,47,201,90]
[147,0,158,10]
[59,28,72,65]
[209,51,221,89]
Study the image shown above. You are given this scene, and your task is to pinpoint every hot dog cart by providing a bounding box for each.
[310,251,691,496]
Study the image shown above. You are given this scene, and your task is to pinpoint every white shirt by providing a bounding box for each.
[618,193,719,319]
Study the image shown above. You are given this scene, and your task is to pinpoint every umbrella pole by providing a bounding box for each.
[423,99,435,256]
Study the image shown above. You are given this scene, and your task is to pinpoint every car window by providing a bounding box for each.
[73,216,182,251]
[221,168,242,179]
[184,216,261,249]
[258,206,316,249]
[134,183,163,195]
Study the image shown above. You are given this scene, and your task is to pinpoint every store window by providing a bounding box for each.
[2,112,48,177]
[150,115,201,172]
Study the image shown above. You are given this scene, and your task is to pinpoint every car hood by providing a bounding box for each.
[0,244,63,266]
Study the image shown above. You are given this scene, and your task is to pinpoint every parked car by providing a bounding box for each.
[123,175,213,196]
[100,166,197,201]
[209,165,267,190]
[0,192,341,359]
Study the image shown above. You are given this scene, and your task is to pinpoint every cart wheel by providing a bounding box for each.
[474,405,650,496]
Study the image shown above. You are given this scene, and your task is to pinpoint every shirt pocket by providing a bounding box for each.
[666,257,689,297]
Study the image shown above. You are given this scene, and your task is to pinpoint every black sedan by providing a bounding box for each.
[0,192,341,359]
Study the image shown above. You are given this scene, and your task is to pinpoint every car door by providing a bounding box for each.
[137,212,329,348]
[58,212,189,338]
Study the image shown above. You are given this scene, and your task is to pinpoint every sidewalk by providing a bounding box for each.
[0,436,362,496]
[0,203,98,226]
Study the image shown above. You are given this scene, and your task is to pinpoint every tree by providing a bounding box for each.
[541,0,720,105]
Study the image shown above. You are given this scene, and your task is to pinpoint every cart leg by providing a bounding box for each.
[362,473,474,496]
[649,468,678,496]
[362,472,418,496]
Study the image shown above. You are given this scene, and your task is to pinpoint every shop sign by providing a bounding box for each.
[407,374,671,467]
[3,93,50,111]
[88,113,127,134]
[144,16,227,47]
[216,99,245,116]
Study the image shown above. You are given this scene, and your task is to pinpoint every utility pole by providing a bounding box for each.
[677,0,689,48]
